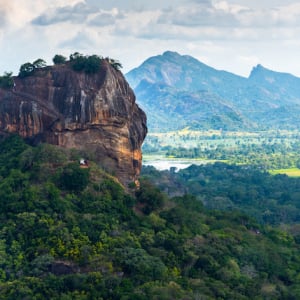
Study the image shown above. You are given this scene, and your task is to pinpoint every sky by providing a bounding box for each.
[1,0,300,77]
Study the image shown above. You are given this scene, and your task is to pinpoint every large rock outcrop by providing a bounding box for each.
[0,60,147,185]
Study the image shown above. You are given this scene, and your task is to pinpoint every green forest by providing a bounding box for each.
[0,135,299,299]
[142,163,300,225]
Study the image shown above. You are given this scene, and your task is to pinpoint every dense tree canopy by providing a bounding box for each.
[0,135,299,299]
[18,62,35,77]
[18,59,47,77]
[52,54,67,65]
[69,52,103,74]
[17,53,122,79]
[142,162,300,225]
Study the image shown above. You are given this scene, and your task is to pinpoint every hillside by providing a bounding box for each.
[142,163,300,225]
[0,135,300,299]
[126,51,300,131]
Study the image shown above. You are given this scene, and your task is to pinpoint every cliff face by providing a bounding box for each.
[0,61,147,185]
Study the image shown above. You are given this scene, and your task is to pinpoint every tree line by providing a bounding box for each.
[0,53,123,87]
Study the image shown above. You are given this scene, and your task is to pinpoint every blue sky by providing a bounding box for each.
[1,0,300,77]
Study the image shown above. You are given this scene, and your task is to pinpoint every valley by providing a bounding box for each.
[143,129,300,174]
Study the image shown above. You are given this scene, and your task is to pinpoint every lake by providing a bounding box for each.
[142,158,209,171]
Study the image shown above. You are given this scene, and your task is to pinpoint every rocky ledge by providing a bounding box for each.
[0,60,147,186]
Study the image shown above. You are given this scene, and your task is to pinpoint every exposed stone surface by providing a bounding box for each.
[0,61,147,185]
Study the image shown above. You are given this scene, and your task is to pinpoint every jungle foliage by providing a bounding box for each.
[142,162,300,225]
[0,135,299,299]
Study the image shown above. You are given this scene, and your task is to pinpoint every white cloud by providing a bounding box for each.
[32,2,94,25]
[0,1,13,26]
[59,30,96,49]
[88,9,124,26]
[1,0,300,78]
[158,2,240,27]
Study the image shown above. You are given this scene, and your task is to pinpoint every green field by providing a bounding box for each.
[269,168,300,177]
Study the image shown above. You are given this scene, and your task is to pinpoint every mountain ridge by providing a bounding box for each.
[126,51,300,131]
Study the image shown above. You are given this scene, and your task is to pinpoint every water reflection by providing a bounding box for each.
[143,159,207,171]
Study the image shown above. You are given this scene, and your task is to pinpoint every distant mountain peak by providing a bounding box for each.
[255,64,264,69]
[248,64,267,79]
[161,51,209,67]
[249,63,300,83]
[126,50,300,131]
[162,50,180,57]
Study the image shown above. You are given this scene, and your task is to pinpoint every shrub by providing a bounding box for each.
[0,72,14,89]
[59,163,89,192]
[84,55,102,74]
[18,58,46,77]
[33,59,47,69]
[19,62,35,77]
[105,57,122,71]
[136,181,166,214]
[53,54,67,65]
[70,53,103,74]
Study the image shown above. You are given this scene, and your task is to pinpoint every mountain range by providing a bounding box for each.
[126,51,300,131]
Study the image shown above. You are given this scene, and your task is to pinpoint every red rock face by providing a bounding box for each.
[0,61,147,185]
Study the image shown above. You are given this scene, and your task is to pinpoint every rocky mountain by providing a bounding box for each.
[126,51,300,131]
[0,59,147,185]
